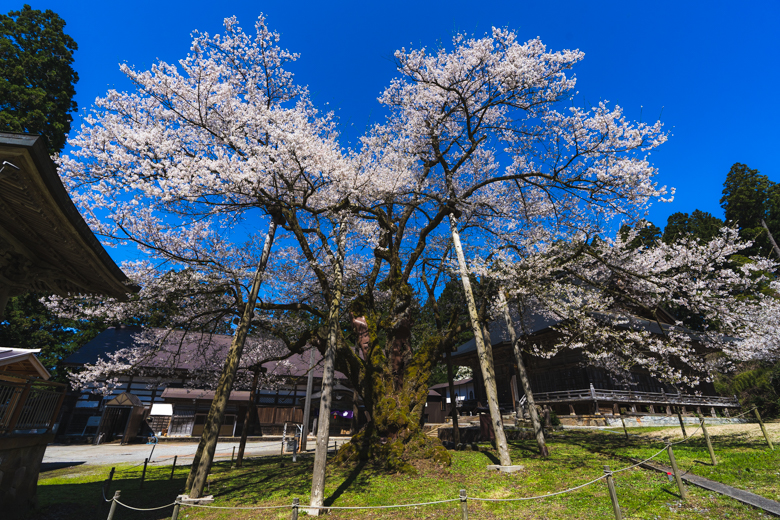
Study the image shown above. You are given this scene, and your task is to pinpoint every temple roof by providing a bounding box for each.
[0,132,133,300]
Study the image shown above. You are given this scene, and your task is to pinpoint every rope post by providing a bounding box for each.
[675,407,687,439]
[699,415,717,465]
[291,497,300,520]
[603,466,622,520]
[666,444,687,500]
[170,455,177,480]
[100,467,115,509]
[754,408,774,450]
[140,457,148,488]
[171,497,181,520]
[232,446,236,467]
[459,489,468,520]
[106,490,120,520]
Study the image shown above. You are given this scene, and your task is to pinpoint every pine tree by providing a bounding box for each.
[720,163,777,257]
[0,5,78,154]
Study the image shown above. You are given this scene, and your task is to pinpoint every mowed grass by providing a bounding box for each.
[31,426,778,519]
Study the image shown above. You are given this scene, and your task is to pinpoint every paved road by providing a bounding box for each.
[42,438,349,469]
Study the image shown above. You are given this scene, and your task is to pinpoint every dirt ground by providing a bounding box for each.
[641,420,780,441]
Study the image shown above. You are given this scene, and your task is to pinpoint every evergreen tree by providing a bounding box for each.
[662,210,724,244]
[720,162,778,257]
[0,293,103,381]
[0,5,78,154]
[619,220,662,249]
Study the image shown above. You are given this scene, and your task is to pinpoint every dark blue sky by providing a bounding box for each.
[39,0,780,230]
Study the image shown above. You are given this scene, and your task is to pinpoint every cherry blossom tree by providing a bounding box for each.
[485,226,779,389]
[361,29,669,466]
[56,15,347,498]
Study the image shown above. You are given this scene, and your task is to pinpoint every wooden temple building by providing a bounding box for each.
[60,326,363,442]
[443,309,741,424]
[0,133,135,511]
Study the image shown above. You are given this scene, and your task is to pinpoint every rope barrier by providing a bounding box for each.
[180,502,292,510]
[301,498,462,509]
[114,499,177,511]
[100,408,769,514]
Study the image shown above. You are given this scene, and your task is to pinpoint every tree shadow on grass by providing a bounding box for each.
[324,458,368,507]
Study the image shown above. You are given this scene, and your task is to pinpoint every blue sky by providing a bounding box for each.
[36,0,780,233]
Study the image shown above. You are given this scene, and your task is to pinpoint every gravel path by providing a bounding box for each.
[640,421,780,441]
[42,437,350,469]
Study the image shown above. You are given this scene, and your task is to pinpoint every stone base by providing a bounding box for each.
[486,464,524,473]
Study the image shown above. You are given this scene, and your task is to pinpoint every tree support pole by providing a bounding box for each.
[761,219,780,259]
[186,214,282,497]
[497,290,548,457]
[698,415,717,465]
[754,408,774,450]
[308,225,345,515]
[300,347,316,452]
[448,215,511,466]
[445,346,460,445]
[237,366,261,467]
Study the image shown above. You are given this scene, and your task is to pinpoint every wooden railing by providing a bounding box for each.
[0,379,67,435]
[531,385,740,408]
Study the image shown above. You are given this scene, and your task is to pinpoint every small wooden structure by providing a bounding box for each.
[94,392,146,445]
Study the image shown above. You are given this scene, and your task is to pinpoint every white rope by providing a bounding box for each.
[181,502,292,510]
[611,445,668,474]
[114,499,176,511]
[306,498,461,509]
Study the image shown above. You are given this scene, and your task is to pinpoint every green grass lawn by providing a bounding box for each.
[32,427,777,519]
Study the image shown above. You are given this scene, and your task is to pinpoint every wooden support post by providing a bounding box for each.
[231,446,235,467]
[699,415,717,465]
[171,497,181,520]
[569,404,576,416]
[140,458,148,488]
[291,497,300,520]
[666,444,687,499]
[603,466,622,520]
[460,489,468,520]
[666,405,672,416]
[710,407,717,418]
[106,490,120,520]
[619,414,629,439]
[675,407,687,439]
[649,404,655,414]
[170,455,177,480]
[754,409,774,450]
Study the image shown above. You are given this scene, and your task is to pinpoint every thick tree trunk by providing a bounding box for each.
[236,367,260,468]
[308,227,345,516]
[497,290,548,457]
[448,215,512,466]
[445,347,460,444]
[300,347,316,452]
[186,216,280,497]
